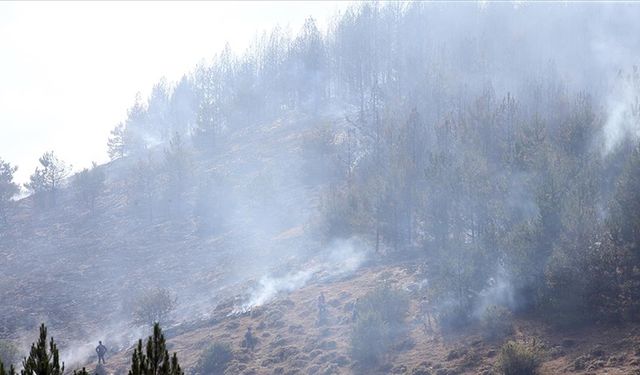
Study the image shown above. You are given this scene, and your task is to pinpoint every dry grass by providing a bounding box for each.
[91,264,640,375]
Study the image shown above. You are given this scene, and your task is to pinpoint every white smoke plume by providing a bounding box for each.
[473,266,517,319]
[232,237,368,314]
[60,323,145,371]
[602,71,640,154]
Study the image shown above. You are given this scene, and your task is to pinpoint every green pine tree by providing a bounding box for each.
[128,323,183,375]
[20,323,64,375]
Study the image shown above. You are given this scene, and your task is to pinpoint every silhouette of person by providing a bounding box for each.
[318,292,326,314]
[244,327,255,351]
[351,298,360,322]
[96,341,107,364]
[317,292,328,325]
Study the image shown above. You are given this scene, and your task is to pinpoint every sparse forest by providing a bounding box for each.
[1,2,640,374]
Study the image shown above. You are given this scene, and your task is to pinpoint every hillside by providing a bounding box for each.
[2,3,640,375]
[94,264,640,375]
[0,110,344,355]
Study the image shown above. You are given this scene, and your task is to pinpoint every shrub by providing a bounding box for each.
[132,288,177,327]
[350,311,389,367]
[496,339,544,375]
[350,285,409,367]
[437,301,472,333]
[481,305,514,341]
[358,284,410,329]
[195,343,233,375]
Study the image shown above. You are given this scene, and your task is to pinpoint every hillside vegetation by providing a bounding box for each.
[1,2,640,374]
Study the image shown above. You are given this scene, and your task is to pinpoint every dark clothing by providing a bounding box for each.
[245,330,255,351]
[96,344,107,364]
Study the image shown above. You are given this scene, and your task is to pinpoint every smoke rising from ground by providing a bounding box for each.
[234,237,368,314]
[2,2,640,371]
[602,72,640,154]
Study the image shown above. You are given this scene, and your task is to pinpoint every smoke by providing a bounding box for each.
[60,323,144,371]
[601,71,640,154]
[241,269,315,312]
[473,267,517,319]
[232,237,368,314]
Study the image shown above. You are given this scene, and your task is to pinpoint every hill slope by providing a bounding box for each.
[96,264,640,375]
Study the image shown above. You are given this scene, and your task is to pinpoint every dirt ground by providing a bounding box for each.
[86,264,640,375]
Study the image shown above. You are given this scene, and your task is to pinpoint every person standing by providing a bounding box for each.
[96,341,107,364]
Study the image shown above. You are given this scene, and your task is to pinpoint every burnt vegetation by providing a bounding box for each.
[1,2,640,374]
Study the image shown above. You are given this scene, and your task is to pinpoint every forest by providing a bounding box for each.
[1,2,640,374]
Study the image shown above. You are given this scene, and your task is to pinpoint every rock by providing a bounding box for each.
[561,338,576,348]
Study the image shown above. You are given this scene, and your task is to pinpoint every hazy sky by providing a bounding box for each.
[0,1,350,185]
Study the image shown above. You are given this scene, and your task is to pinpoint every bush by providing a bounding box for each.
[132,288,177,327]
[437,301,472,333]
[195,342,233,375]
[350,285,409,367]
[350,311,389,367]
[481,305,514,341]
[358,284,409,328]
[496,339,544,375]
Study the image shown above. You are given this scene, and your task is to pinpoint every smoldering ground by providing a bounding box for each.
[2,1,640,371]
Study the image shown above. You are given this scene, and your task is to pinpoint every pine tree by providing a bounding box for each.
[128,323,183,375]
[21,323,64,375]
[0,157,19,224]
[24,151,70,208]
[107,122,126,160]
